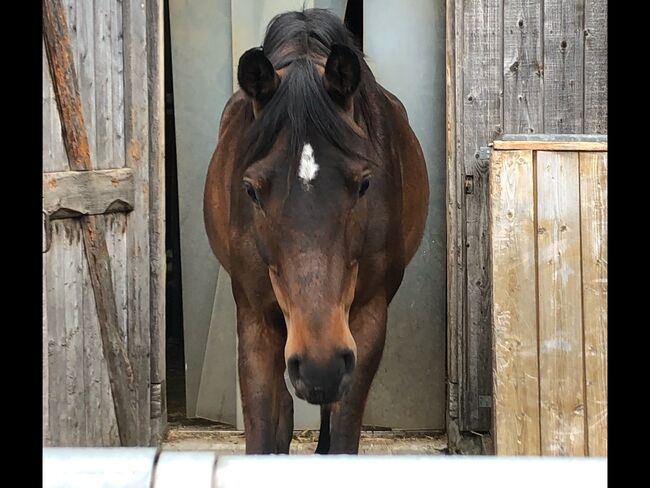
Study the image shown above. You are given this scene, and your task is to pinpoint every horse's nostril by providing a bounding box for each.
[341,349,355,375]
[287,356,301,380]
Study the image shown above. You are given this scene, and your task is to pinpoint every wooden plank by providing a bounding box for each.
[499,134,607,142]
[447,0,467,438]
[94,0,114,169]
[536,151,585,456]
[43,0,138,446]
[75,0,97,164]
[494,140,607,151]
[579,152,607,456]
[112,0,126,164]
[123,0,152,445]
[445,0,460,432]
[43,258,49,445]
[45,220,87,446]
[461,0,503,431]
[43,168,134,219]
[103,212,129,444]
[147,0,166,444]
[503,0,543,134]
[583,0,607,133]
[543,0,585,133]
[44,42,69,173]
[490,149,541,455]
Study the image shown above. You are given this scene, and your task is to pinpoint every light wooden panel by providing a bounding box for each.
[579,152,607,455]
[490,150,541,455]
[536,151,585,455]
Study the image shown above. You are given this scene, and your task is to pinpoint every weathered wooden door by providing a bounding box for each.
[42,0,164,447]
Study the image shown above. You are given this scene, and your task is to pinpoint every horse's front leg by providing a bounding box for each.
[237,307,291,454]
[328,294,388,454]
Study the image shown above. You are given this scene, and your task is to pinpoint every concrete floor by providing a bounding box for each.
[163,427,448,455]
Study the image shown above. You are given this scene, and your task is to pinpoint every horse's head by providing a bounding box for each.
[236,41,375,404]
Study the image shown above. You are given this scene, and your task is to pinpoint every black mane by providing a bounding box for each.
[241,9,378,165]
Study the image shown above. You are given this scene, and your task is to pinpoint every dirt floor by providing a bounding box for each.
[163,425,448,455]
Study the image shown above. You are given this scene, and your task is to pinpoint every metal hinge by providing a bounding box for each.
[479,146,492,160]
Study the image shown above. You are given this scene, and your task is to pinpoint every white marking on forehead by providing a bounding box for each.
[298,143,319,186]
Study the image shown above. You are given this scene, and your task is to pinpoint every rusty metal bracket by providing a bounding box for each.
[43,210,52,254]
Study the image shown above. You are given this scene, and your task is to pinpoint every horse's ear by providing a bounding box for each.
[324,44,361,111]
[237,48,279,111]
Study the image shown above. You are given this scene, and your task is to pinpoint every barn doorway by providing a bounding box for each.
[164,0,447,434]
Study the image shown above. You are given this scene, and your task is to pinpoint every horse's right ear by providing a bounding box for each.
[237,48,279,112]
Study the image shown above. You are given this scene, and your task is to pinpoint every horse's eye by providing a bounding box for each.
[358,175,371,197]
[243,180,260,204]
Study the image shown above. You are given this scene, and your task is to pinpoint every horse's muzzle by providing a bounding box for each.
[287,349,355,404]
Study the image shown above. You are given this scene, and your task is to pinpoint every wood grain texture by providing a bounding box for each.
[543,0,585,133]
[43,0,138,446]
[503,0,543,134]
[579,152,607,456]
[490,149,541,455]
[147,0,166,444]
[43,43,70,172]
[76,0,97,165]
[583,0,607,133]
[43,260,49,445]
[43,168,134,218]
[44,220,87,446]
[493,140,607,151]
[123,0,152,445]
[536,151,585,456]
[94,0,114,169]
[461,0,503,431]
[111,0,126,164]
[446,0,460,426]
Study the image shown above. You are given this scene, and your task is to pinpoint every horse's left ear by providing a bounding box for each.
[237,47,280,113]
[324,44,361,111]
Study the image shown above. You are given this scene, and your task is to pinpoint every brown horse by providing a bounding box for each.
[204,9,428,454]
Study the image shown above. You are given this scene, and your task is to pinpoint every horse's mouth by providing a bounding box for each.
[293,377,352,405]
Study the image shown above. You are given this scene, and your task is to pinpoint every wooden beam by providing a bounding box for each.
[493,140,607,151]
[43,168,134,219]
[43,0,138,446]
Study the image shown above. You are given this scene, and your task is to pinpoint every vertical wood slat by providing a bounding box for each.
[44,42,70,172]
[76,0,97,164]
[94,0,114,169]
[583,0,607,134]
[43,258,49,445]
[461,0,503,431]
[112,0,126,163]
[579,152,607,456]
[147,0,167,444]
[536,151,585,455]
[44,221,87,446]
[503,0,543,134]
[445,0,460,429]
[43,0,138,446]
[490,150,541,455]
[123,0,152,445]
[543,0,585,133]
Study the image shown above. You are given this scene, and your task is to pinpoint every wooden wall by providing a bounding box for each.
[446,0,607,437]
[490,139,607,455]
[42,0,164,446]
